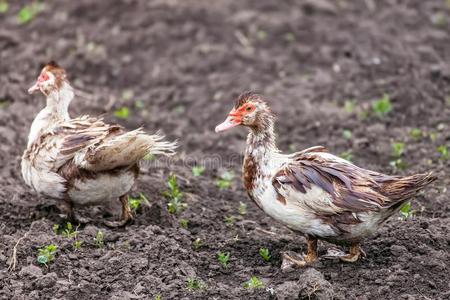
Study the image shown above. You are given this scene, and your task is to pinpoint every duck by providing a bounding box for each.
[22,62,176,226]
[215,92,436,267]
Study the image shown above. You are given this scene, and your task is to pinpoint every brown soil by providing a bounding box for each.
[0,0,449,299]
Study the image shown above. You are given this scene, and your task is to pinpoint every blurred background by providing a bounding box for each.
[0,1,449,299]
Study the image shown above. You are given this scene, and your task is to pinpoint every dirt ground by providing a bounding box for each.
[0,0,449,299]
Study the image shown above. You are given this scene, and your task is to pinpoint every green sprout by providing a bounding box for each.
[53,224,59,235]
[155,295,162,300]
[128,193,149,211]
[217,251,230,268]
[0,0,8,13]
[259,248,271,262]
[62,222,79,239]
[238,201,247,215]
[392,142,405,158]
[143,153,155,161]
[216,171,235,190]
[73,240,83,250]
[224,215,235,227]
[410,128,423,140]
[180,219,189,229]
[342,129,352,140]
[187,278,205,291]
[18,2,43,24]
[192,166,205,177]
[114,107,130,119]
[37,244,57,266]
[134,100,144,109]
[121,89,134,101]
[193,238,202,251]
[372,94,392,118]
[163,174,186,214]
[399,202,416,220]
[344,99,356,113]
[94,230,105,248]
[243,276,265,289]
[429,132,438,142]
[340,150,353,162]
[437,145,449,160]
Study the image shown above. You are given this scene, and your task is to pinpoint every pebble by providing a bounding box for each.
[19,265,43,278]
[34,272,57,289]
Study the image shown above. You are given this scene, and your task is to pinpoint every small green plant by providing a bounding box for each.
[187,278,205,291]
[243,276,265,289]
[121,89,134,101]
[114,107,130,119]
[224,215,235,226]
[53,224,59,235]
[134,100,144,109]
[342,129,352,140]
[193,238,202,250]
[259,248,271,262]
[410,128,423,140]
[73,240,83,250]
[344,99,356,113]
[0,0,8,13]
[192,166,205,177]
[143,153,155,161]
[163,174,186,214]
[180,219,189,229]
[399,202,416,220]
[62,222,79,239]
[372,94,392,118]
[437,145,449,160]
[94,230,105,248]
[128,193,149,211]
[216,171,235,190]
[238,201,247,215]
[392,142,405,158]
[340,150,353,161]
[429,132,438,142]
[37,244,57,266]
[155,295,162,300]
[18,2,42,24]
[217,251,230,268]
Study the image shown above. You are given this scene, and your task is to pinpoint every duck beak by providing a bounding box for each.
[28,81,40,94]
[215,111,241,133]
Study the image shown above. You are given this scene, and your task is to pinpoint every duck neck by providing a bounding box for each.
[243,116,278,192]
[45,81,74,121]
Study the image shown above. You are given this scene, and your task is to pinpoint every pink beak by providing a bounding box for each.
[28,81,40,94]
[215,111,241,133]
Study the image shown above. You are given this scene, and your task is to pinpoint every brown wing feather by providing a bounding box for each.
[274,152,435,214]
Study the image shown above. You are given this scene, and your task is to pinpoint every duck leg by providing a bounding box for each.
[61,197,89,224]
[281,235,318,270]
[104,194,133,227]
[323,243,365,262]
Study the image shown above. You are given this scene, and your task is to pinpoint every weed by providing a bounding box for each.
[390,159,407,170]
[392,142,405,158]
[53,224,59,235]
[399,202,416,220]
[37,244,57,266]
[128,193,149,211]
[357,109,369,120]
[193,238,202,250]
[342,129,352,140]
[344,99,356,113]
[429,132,438,142]
[155,295,162,300]
[180,219,189,229]
[192,166,205,177]
[217,171,235,190]
[244,276,265,289]
[62,222,79,239]
[259,248,271,262]
[163,174,186,214]
[0,0,8,13]
[224,215,235,226]
[372,94,392,118]
[340,150,353,162]
[217,251,230,268]
[73,240,83,250]
[437,145,449,160]
[410,128,423,140]
[114,107,130,119]
[238,201,247,215]
[18,2,42,24]
[94,230,104,248]
[187,278,205,291]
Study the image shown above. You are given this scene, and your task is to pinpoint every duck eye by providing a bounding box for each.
[40,72,49,82]
[246,106,252,111]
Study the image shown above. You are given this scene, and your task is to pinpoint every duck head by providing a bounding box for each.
[215,92,274,133]
[28,61,68,96]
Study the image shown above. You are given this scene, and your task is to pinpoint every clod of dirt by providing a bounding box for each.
[19,265,43,278]
[33,272,57,289]
[298,268,333,300]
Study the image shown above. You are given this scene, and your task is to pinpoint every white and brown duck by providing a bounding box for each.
[215,92,436,267]
[22,62,176,226]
